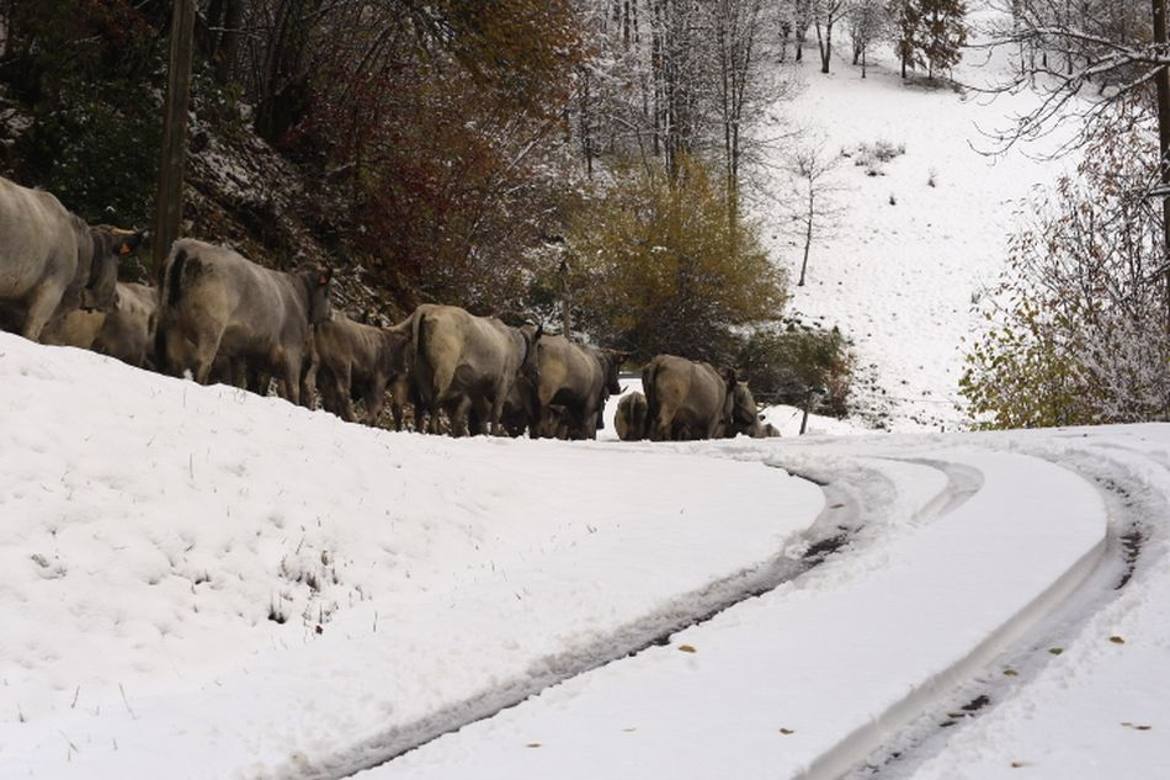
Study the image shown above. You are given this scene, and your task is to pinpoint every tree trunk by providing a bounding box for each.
[799,193,813,286]
[816,18,832,74]
[152,0,197,277]
[215,0,243,84]
[580,66,593,178]
[560,256,572,337]
[1154,0,1170,329]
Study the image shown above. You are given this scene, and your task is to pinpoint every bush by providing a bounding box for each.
[15,77,161,229]
[737,325,854,417]
[960,111,1170,429]
[569,155,787,363]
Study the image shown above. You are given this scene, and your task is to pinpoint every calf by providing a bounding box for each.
[313,313,410,425]
[615,391,649,441]
[41,282,158,368]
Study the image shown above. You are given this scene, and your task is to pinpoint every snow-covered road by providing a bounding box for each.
[4,334,1170,778]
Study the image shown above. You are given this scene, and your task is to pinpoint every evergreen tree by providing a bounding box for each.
[887,0,924,79]
[919,0,967,80]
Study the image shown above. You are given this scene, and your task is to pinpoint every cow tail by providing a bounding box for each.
[154,245,191,373]
[412,309,434,408]
[641,359,659,432]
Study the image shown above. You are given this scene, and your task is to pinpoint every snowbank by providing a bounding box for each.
[0,333,822,777]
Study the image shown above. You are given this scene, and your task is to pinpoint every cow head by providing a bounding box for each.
[84,226,145,311]
[601,349,630,396]
[305,266,334,325]
[518,322,543,378]
[729,381,763,438]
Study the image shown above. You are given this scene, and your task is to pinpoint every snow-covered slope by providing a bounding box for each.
[761,16,1075,430]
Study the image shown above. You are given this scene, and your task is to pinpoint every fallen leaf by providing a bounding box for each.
[622,727,637,733]
[1010,760,1026,768]
[1003,668,1018,677]
[1137,725,1152,731]
[526,742,542,748]
[677,644,697,653]
[779,728,795,735]
[1048,647,1063,655]
[1109,635,1126,644]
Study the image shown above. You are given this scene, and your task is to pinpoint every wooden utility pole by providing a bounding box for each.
[152,0,197,278]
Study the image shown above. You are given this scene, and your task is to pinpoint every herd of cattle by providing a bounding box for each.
[1,175,780,441]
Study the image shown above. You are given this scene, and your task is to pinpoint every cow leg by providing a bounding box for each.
[300,359,319,410]
[337,362,357,422]
[487,384,508,437]
[448,397,473,437]
[21,282,67,343]
[650,408,673,442]
[581,403,600,440]
[191,331,226,385]
[280,354,302,406]
[388,375,407,431]
[364,374,387,427]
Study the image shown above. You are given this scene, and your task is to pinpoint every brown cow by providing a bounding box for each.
[532,334,627,440]
[0,175,144,340]
[41,282,158,368]
[313,313,411,425]
[155,239,332,405]
[410,304,541,436]
[615,391,649,441]
[641,354,758,441]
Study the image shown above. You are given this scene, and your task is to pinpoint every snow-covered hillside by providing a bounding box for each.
[760,11,1075,431]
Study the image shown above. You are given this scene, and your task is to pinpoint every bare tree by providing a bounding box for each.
[786,142,845,286]
[712,0,767,219]
[813,0,847,73]
[977,0,1170,323]
[848,0,889,78]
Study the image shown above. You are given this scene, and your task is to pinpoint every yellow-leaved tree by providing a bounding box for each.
[569,156,786,363]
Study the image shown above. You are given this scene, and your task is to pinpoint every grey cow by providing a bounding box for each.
[615,390,649,441]
[155,238,333,405]
[642,354,759,441]
[532,334,627,440]
[0,175,144,341]
[41,282,158,368]
[410,304,541,436]
[313,312,411,425]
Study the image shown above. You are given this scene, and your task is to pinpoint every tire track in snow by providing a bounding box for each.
[356,451,1106,780]
[854,442,1170,779]
[334,457,971,779]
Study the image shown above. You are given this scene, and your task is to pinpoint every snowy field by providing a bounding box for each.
[5,334,1170,779]
[759,9,1077,431]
